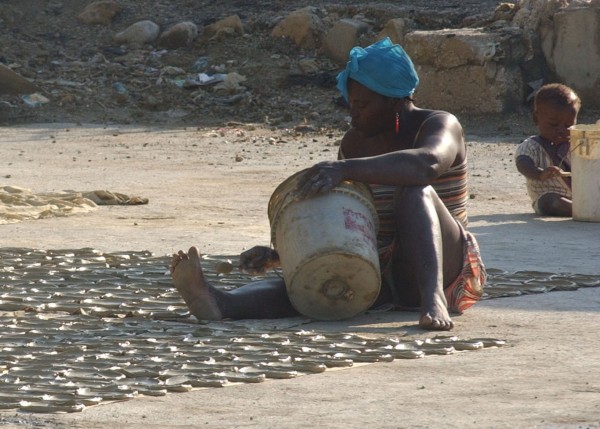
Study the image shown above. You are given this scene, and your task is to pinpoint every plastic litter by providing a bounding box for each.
[112,82,128,94]
[182,73,227,89]
[21,93,50,108]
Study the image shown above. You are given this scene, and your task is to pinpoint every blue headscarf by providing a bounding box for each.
[336,37,419,102]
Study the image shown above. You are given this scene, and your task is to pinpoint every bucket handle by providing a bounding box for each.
[570,138,589,156]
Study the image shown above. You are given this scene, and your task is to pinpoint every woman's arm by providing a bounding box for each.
[297,113,464,198]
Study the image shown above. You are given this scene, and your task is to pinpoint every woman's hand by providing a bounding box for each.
[295,161,346,200]
[239,246,280,275]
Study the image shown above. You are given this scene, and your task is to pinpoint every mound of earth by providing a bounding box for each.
[1,0,504,129]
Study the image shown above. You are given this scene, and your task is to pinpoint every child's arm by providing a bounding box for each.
[516,155,563,180]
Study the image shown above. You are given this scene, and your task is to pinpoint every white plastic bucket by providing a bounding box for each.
[268,170,381,320]
[570,124,600,222]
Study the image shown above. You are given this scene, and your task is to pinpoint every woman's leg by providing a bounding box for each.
[389,186,464,330]
[170,246,298,320]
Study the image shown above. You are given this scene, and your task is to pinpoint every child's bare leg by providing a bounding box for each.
[537,193,572,217]
[170,246,222,320]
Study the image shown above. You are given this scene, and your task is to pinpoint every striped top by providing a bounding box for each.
[339,148,469,250]
[515,136,572,206]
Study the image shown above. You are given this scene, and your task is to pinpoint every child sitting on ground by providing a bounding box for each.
[515,83,581,217]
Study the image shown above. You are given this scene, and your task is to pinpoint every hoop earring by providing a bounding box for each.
[395,112,400,134]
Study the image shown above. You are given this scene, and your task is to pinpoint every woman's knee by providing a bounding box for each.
[393,186,440,227]
[393,185,436,212]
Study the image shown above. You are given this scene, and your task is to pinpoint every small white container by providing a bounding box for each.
[570,124,600,222]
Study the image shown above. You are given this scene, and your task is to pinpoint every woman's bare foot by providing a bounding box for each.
[170,246,222,320]
[419,293,453,331]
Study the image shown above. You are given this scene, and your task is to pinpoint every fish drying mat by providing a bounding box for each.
[0,248,597,413]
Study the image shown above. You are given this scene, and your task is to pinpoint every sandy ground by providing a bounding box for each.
[0,123,599,428]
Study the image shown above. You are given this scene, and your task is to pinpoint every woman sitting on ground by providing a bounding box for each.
[170,38,486,331]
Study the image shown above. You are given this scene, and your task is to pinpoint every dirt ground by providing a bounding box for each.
[1,1,600,428]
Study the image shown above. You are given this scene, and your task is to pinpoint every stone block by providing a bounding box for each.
[322,19,370,65]
[541,7,600,107]
[204,15,244,40]
[271,7,324,50]
[404,28,528,113]
[159,21,198,48]
[378,18,411,46]
[77,0,121,26]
